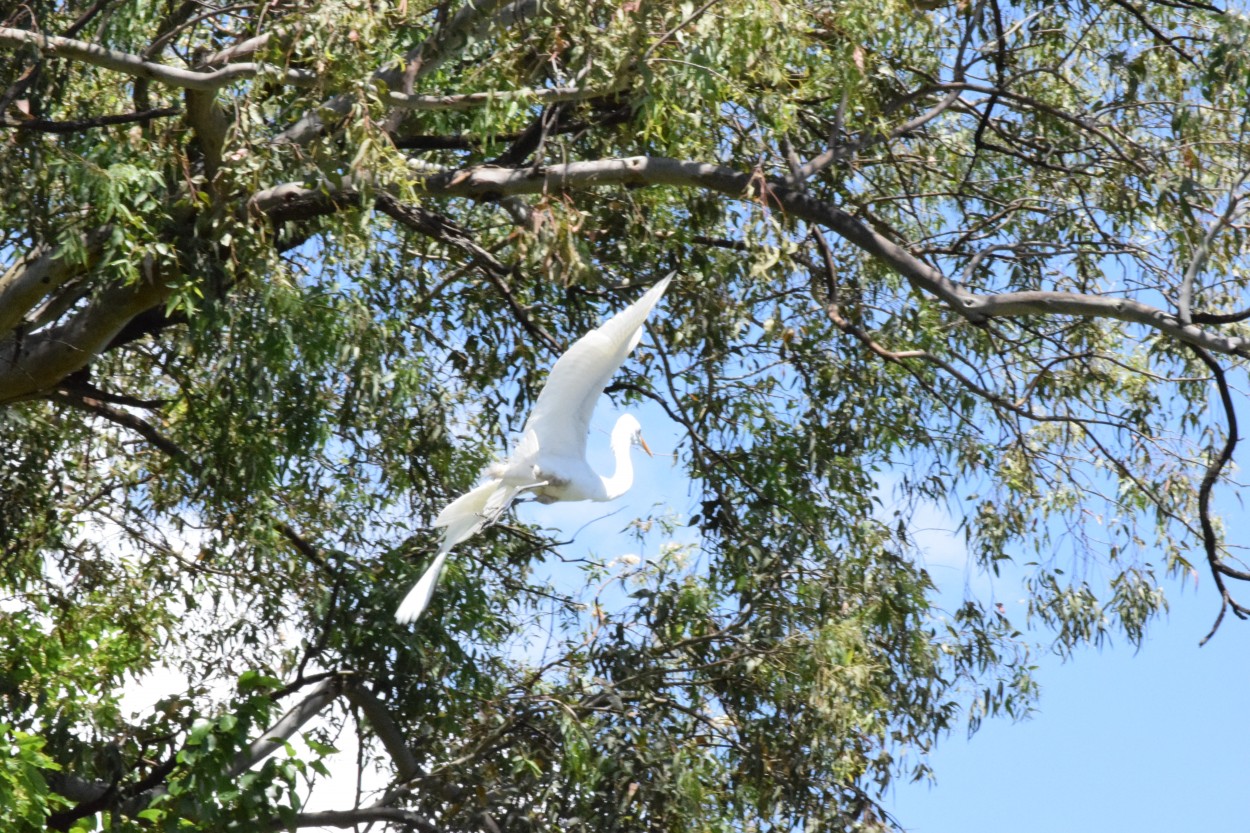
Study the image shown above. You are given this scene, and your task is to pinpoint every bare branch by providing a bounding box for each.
[0,26,314,92]
[3,105,179,132]
[262,806,437,832]
[249,156,1250,359]
[342,683,423,782]
[1188,346,1248,645]
[933,81,1149,174]
[0,266,170,404]
[0,230,108,333]
[227,678,342,778]
[396,156,1250,358]
[1178,170,1250,325]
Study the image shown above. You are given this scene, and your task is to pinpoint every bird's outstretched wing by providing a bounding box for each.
[521,275,672,463]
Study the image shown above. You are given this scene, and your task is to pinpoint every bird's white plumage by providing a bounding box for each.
[395,276,672,624]
[522,275,669,464]
[394,549,448,625]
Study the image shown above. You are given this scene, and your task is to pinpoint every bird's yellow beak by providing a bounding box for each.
[638,435,653,457]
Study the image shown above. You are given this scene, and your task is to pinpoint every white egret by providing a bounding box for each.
[396,275,673,624]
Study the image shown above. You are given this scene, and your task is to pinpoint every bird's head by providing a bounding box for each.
[613,413,653,456]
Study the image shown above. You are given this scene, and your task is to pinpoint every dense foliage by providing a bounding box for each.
[2,0,1248,829]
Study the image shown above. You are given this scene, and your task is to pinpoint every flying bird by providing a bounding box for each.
[396,275,673,624]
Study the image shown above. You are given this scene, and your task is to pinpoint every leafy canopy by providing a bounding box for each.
[1,0,1248,830]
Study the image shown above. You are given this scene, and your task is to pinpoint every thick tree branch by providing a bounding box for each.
[227,678,343,779]
[249,156,1250,359]
[262,807,438,832]
[0,231,108,333]
[0,26,314,91]
[342,683,423,782]
[0,266,170,404]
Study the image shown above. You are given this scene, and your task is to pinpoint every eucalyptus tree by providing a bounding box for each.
[2,0,1248,830]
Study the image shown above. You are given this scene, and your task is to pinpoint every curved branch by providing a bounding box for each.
[1188,346,1248,646]
[0,26,314,91]
[53,391,185,458]
[0,267,170,404]
[933,81,1148,173]
[250,155,1250,359]
[407,157,1250,357]
[0,230,108,333]
[1178,171,1250,325]
[342,683,423,782]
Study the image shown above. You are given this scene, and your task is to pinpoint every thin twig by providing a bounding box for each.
[4,105,179,132]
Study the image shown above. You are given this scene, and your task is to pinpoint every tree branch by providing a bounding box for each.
[342,683,423,782]
[0,265,170,404]
[49,678,345,827]
[0,231,108,334]
[226,679,343,779]
[52,391,185,458]
[0,26,314,91]
[262,806,438,832]
[1178,171,1250,325]
[249,155,1250,359]
[277,0,535,144]
[408,157,1250,357]
[1188,346,1248,646]
[3,105,179,132]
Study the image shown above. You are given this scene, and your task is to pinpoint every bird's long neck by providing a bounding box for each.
[598,420,638,500]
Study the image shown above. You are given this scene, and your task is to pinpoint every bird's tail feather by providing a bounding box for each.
[396,479,524,624]
[395,550,448,624]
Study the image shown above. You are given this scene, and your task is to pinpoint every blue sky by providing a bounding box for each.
[886,577,1250,831]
